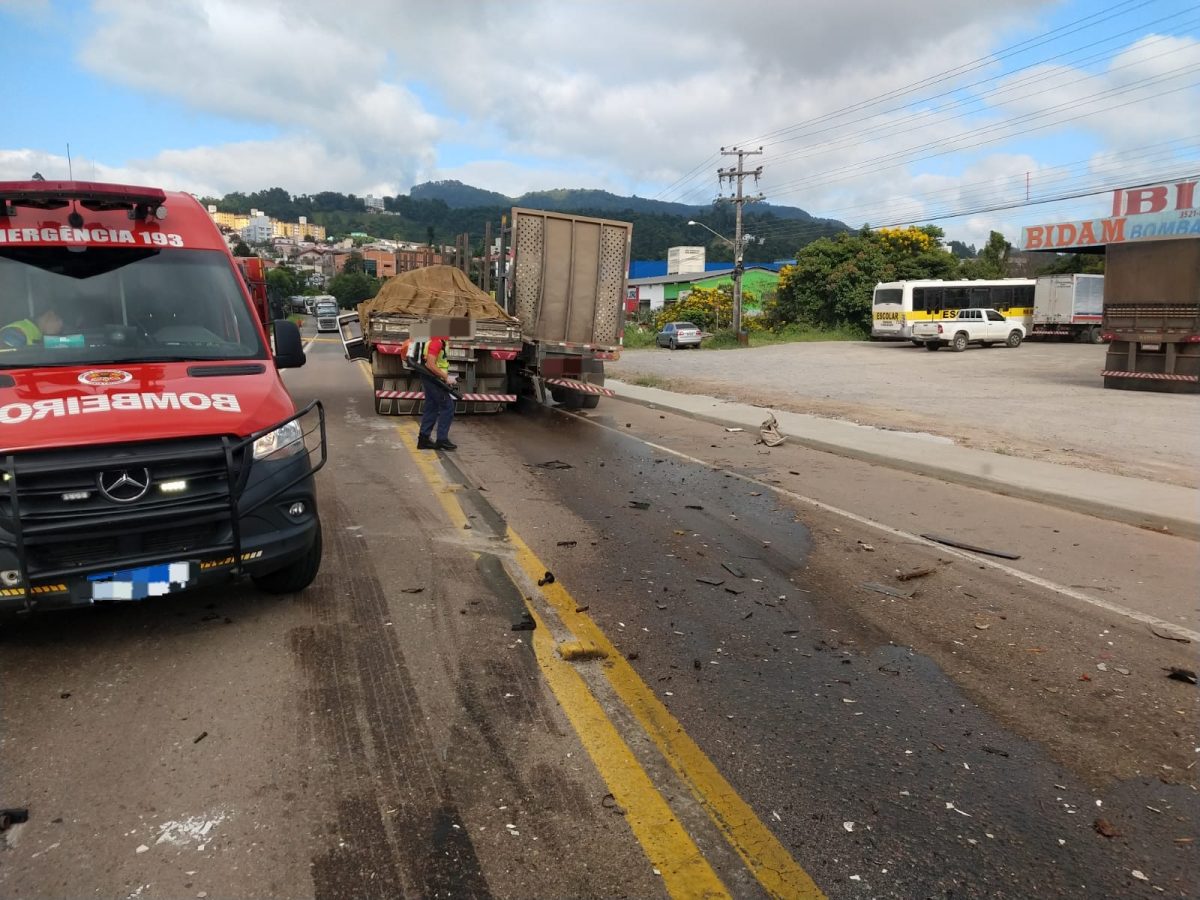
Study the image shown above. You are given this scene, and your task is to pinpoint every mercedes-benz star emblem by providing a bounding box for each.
[97,468,152,503]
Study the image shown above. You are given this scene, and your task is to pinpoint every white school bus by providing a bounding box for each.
[872,279,1035,342]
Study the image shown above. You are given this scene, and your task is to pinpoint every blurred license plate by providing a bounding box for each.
[88,562,194,601]
[1142,343,1161,351]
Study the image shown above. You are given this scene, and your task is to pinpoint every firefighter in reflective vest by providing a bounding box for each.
[415,333,458,451]
[0,309,64,348]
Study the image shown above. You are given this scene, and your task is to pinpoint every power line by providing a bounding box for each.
[661,0,1164,203]
[757,22,1198,174]
[745,137,1198,237]
[762,65,1200,199]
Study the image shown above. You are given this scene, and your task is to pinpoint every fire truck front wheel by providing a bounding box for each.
[252,524,323,594]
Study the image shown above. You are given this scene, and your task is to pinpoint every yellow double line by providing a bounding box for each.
[363,367,823,899]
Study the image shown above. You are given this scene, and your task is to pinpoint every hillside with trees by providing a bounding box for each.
[199,182,849,262]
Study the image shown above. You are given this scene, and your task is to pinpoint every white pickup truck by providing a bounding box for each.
[912,308,1025,351]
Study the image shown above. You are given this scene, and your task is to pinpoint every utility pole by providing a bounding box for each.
[483,220,493,294]
[496,214,510,313]
[718,146,763,342]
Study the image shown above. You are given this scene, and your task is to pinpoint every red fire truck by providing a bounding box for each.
[0,180,326,617]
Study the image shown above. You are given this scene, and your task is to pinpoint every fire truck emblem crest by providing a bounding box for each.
[78,369,133,386]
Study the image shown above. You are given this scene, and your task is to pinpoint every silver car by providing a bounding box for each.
[655,321,703,349]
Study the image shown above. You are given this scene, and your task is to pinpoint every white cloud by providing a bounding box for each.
[6,0,1195,250]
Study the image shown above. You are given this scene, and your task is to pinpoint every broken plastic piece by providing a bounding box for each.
[0,808,29,832]
[721,562,746,578]
[862,582,913,600]
[759,413,786,447]
[628,500,651,510]
[1165,667,1197,684]
[528,459,573,469]
[920,533,1020,560]
[697,577,724,586]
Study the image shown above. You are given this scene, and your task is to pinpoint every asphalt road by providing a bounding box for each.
[2,335,1196,899]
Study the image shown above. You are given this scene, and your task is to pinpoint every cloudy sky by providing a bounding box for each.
[0,0,1197,248]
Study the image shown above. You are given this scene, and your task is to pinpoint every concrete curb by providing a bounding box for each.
[606,379,1200,541]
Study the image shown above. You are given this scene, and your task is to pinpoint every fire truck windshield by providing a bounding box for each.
[0,248,266,367]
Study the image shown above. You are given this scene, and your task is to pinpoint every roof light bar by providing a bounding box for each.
[0,180,168,219]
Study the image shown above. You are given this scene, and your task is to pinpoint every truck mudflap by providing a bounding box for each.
[375,390,517,402]
[542,377,616,397]
[1101,370,1199,382]
[0,401,327,612]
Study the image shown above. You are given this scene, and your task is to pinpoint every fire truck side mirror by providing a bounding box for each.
[273,319,307,369]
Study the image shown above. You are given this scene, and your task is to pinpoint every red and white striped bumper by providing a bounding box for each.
[1102,371,1200,382]
[544,377,616,397]
[376,391,517,401]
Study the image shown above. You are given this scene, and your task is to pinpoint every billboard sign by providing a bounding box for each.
[1020,178,1200,251]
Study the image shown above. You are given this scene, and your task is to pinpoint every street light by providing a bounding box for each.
[688,220,746,338]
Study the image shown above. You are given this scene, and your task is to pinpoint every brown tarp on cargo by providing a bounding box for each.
[357,265,515,323]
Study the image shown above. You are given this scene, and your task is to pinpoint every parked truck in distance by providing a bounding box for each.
[912,308,1026,351]
[346,265,523,414]
[1029,274,1104,343]
[341,208,632,414]
[1102,238,1200,393]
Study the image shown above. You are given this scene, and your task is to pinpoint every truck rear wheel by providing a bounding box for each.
[951,332,969,352]
[252,525,322,594]
[580,394,601,409]
[1086,326,1103,344]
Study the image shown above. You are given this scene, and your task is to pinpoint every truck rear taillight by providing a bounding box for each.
[1101,333,1115,341]
[1186,335,1200,343]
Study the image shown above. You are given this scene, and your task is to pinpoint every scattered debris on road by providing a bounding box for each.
[858,541,875,552]
[512,611,536,631]
[758,414,786,447]
[897,567,937,582]
[193,731,208,744]
[400,587,424,594]
[1165,667,1197,684]
[982,745,1010,758]
[0,808,29,832]
[528,459,573,470]
[862,582,913,600]
[559,640,607,662]
[685,504,704,510]
[1094,818,1121,838]
[557,540,577,548]
[721,562,746,578]
[628,500,651,510]
[697,577,724,586]
[1148,625,1191,643]
[537,571,556,586]
[920,533,1021,560]
[724,427,744,433]
[843,821,855,832]
[725,587,744,596]
[601,793,627,815]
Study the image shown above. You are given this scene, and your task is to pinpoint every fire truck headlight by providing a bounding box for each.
[253,420,305,461]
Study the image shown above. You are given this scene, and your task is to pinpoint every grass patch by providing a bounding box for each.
[623,322,865,351]
[621,327,657,349]
[702,324,866,349]
[629,374,670,389]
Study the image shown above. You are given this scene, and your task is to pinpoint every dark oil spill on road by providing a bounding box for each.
[459,406,1199,899]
